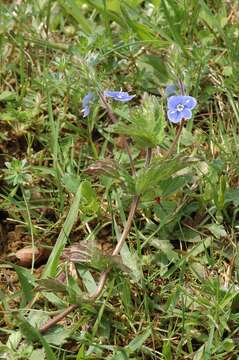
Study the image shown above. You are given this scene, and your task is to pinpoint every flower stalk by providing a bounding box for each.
[39,97,150,334]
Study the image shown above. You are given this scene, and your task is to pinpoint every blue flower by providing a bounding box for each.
[104,90,135,102]
[167,95,197,123]
[82,92,93,117]
[165,84,177,96]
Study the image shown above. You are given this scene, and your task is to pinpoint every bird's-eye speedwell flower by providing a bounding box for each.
[165,83,186,97]
[167,95,197,123]
[82,92,93,117]
[104,91,135,102]
[165,84,177,97]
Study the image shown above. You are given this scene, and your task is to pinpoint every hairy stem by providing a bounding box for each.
[165,121,184,158]
[21,186,35,272]
[39,128,152,335]
[100,93,136,176]
[39,304,78,333]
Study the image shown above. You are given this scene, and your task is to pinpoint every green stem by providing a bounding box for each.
[21,186,35,272]
[39,147,152,334]
[166,121,184,158]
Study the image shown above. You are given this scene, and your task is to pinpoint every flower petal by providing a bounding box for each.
[83,92,93,107]
[115,95,135,102]
[165,84,177,97]
[104,90,135,102]
[82,106,90,117]
[183,96,197,109]
[167,96,185,110]
[181,108,192,119]
[104,91,119,98]
[167,110,184,123]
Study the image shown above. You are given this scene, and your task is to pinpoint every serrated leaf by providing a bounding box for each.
[86,0,126,26]
[62,174,81,194]
[187,237,212,258]
[206,224,227,238]
[30,348,46,360]
[80,180,100,214]
[225,188,239,206]
[6,331,22,350]
[0,90,15,101]
[18,317,56,360]
[126,327,151,352]
[36,278,68,293]
[42,292,67,308]
[11,264,35,305]
[120,5,155,41]
[67,275,83,302]
[58,0,92,34]
[44,326,71,345]
[136,157,190,195]
[109,96,165,149]
[114,220,142,283]
[28,310,50,329]
[140,55,169,82]
[159,176,189,196]
[77,268,97,294]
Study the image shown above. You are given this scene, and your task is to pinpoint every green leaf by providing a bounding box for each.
[161,0,187,52]
[18,317,57,360]
[30,348,46,360]
[86,0,126,26]
[42,292,67,308]
[151,239,178,263]
[6,331,22,351]
[120,5,155,41]
[110,96,165,149]
[136,157,191,195]
[67,275,83,302]
[77,268,97,294]
[36,278,68,293]
[111,328,151,359]
[126,327,151,352]
[27,310,50,329]
[80,180,100,215]
[58,0,92,34]
[187,237,212,258]
[198,0,222,37]
[44,326,71,345]
[62,174,81,194]
[206,224,227,239]
[225,188,239,206]
[11,264,35,305]
[42,182,86,278]
[30,349,46,360]
[76,345,86,360]
[0,90,15,101]
[140,55,169,82]
[120,243,142,282]
[114,218,142,283]
[221,338,235,352]
[159,176,189,197]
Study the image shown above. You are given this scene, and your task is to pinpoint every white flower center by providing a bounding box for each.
[176,104,184,112]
